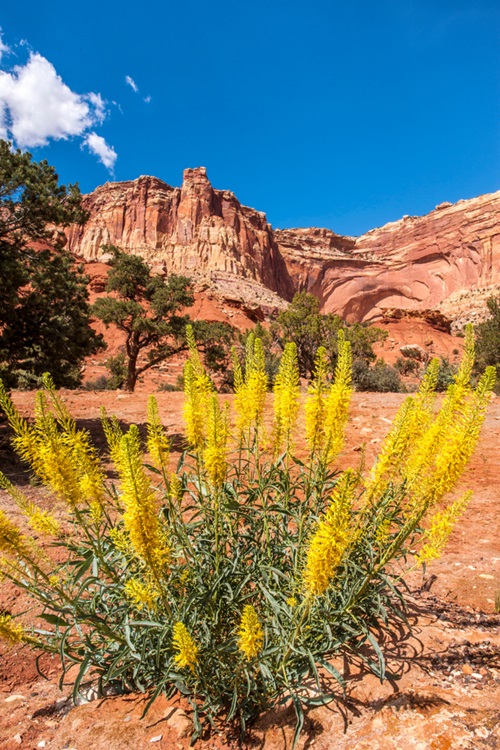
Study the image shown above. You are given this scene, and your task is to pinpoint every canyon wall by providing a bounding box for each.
[66,167,294,301]
[67,168,500,324]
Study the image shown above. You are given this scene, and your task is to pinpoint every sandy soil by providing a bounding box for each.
[0,390,499,749]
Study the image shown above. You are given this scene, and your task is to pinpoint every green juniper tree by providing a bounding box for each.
[0,141,104,388]
[274,292,388,381]
[92,246,234,391]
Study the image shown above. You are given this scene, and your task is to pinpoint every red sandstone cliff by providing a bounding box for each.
[66,168,294,303]
[276,192,500,323]
[67,168,500,325]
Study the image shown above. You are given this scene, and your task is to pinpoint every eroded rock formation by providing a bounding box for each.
[66,168,294,301]
[67,168,500,325]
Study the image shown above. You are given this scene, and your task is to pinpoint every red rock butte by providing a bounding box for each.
[66,167,500,326]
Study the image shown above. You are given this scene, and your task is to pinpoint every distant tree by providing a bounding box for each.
[475,296,500,391]
[0,141,104,388]
[92,246,234,391]
[273,292,387,378]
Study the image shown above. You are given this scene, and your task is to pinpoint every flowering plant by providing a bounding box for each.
[0,325,494,745]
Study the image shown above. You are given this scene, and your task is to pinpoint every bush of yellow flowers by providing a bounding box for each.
[0,324,495,746]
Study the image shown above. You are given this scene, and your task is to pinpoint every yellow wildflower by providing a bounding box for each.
[172,622,199,671]
[417,491,472,565]
[273,342,300,455]
[305,346,329,458]
[303,470,356,596]
[233,336,268,441]
[146,395,170,470]
[169,474,183,505]
[322,331,352,465]
[183,360,214,451]
[0,473,60,536]
[286,596,298,608]
[118,426,170,572]
[124,578,159,611]
[0,614,25,644]
[237,605,264,660]
[109,527,134,556]
[203,396,229,487]
[0,510,29,558]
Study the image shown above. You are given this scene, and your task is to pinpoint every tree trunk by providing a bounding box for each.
[124,352,138,392]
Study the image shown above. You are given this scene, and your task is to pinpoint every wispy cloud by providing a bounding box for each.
[125,74,151,104]
[0,31,10,62]
[0,39,117,172]
[125,75,138,93]
[83,132,117,173]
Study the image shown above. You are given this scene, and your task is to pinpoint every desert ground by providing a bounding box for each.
[0,389,499,750]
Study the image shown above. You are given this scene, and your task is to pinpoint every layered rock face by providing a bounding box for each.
[67,168,500,324]
[276,191,500,322]
[66,168,294,301]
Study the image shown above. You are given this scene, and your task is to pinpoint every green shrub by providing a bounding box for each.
[0,325,494,746]
[353,358,404,392]
[395,357,420,376]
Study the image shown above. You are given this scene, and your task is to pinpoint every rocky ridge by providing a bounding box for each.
[67,168,500,325]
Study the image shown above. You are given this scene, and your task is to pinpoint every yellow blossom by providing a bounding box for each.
[0,510,29,558]
[286,596,298,608]
[0,472,60,536]
[172,622,199,671]
[303,470,356,596]
[118,426,170,572]
[0,614,25,644]
[169,474,183,505]
[124,578,159,610]
[322,331,352,465]
[237,605,264,660]
[417,491,472,565]
[273,342,300,455]
[146,395,170,470]
[305,346,329,458]
[203,396,229,487]
[234,335,268,439]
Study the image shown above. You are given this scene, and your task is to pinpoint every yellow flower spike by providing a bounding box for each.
[322,331,352,465]
[305,346,329,458]
[203,396,229,487]
[124,578,159,611]
[109,527,134,556]
[118,425,170,573]
[100,408,124,466]
[303,470,356,597]
[0,614,25,645]
[183,359,214,452]
[146,395,170,471]
[172,622,199,671]
[0,472,60,536]
[417,491,472,565]
[0,510,30,558]
[237,605,264,661]
[169,473,184,505]
[273,342,300,455]
[233,336,268,440]
[400,363,495,523]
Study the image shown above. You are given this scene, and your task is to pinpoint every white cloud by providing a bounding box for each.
[0,48,117,170]
[83,132,117,172]
[144,95,151,104]
[0,31,10,62]
[0,52,106,148]
[125,75,138,93]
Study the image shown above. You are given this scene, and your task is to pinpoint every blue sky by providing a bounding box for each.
[0,0,498,236]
